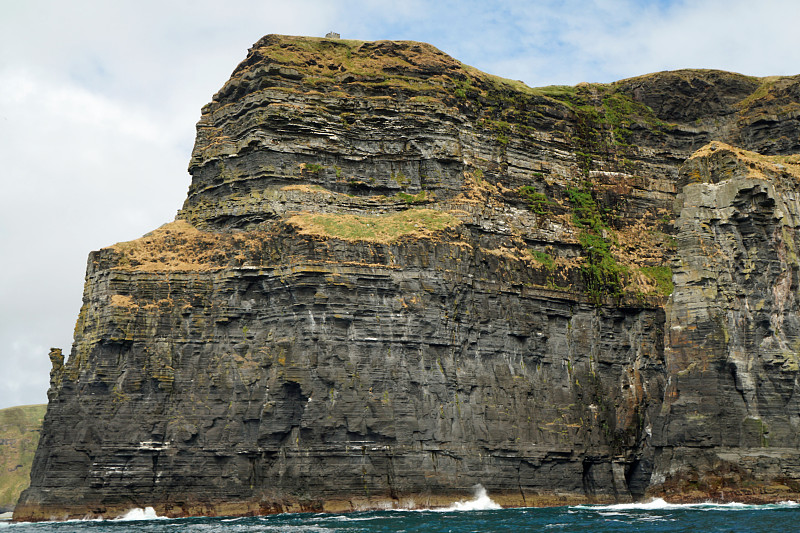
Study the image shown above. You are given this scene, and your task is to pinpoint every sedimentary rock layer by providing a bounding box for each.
[15,35,800,520]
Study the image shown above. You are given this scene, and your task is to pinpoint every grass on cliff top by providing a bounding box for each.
[219,34,689,154]
[110,220,220,272]
[108,220,263,272]
[242,35,460,89]
[233,35,799,137]
[288,208,460,243]
[240,35,601,106]
[736,74,800,119]
[0,404,46,511]
[690,141,800,181]
[613,68,758,85]
[254,36,752,100]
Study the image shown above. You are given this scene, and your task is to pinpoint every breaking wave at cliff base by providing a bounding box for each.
[440,484,501,511]
[5,500,800,531]
[114,507,161,521]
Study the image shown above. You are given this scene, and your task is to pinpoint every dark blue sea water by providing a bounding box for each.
[3,499,800,533]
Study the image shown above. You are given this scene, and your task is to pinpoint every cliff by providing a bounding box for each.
[0,405,46,513]
[14,35,800,520]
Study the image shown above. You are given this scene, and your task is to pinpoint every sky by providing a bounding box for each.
[1,0,799,409]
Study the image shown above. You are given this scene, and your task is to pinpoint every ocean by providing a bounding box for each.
[3,496,800,533]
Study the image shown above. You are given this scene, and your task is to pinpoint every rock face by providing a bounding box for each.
[0,404,46,512]
[15,35,800,520]
[655,143,800,500]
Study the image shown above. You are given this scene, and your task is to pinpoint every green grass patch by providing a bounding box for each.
[305,163,325,174]
[579,231,626,301]
[395,191,429,204]
[519,186,555,214]
[737,77,778,109]
[535,85,579,99]
[290,209,460,243]
[530,250,555,270]
[566,185,626,303]
[0,404,46,511]
[566,186,605,230]
[641,265,674,296]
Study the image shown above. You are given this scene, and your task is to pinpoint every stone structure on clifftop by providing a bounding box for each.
[15,35,800,520]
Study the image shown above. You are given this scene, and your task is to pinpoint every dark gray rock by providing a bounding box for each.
[14,36,800,520]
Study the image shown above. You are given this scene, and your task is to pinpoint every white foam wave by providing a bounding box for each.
[256,527,339,532]
[115,506,160,521]
[578,498,800,512]
[591,498,677,511]
[330,514,382,522]
[441,484,502,511]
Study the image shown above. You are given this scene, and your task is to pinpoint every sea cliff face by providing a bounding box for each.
[14,35,800,520]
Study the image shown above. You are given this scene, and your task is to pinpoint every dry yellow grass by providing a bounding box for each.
[689,141,800,181]
[109,294,137,308]
[108,220,229,272]
[288,209,461,243]
[280,184,333,194]
[232,35,461,93]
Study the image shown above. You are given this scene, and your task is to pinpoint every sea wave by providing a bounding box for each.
[439,484,502,512]
[114,507,161,521]
[577,498,799,512]
[330,514,383,522]
[383,483,503,513]
[0,507,161,526]
[253,525,340,532]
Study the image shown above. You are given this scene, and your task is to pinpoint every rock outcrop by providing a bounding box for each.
[655,143,800,501]
[14,35,800,520]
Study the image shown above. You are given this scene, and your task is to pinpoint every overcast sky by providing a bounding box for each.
[1,0,798,409]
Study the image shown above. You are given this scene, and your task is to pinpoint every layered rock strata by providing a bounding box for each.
[15,35,800,520]
[654,143,800,500]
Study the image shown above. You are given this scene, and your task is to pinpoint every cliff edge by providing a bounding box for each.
[14,35,800,520]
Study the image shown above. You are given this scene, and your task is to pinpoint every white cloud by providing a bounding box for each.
[626,0,800,78]
[0,68,189,408]
[484,0,800,85]
[2,340,51,407]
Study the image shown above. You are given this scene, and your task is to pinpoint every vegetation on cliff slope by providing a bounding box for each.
[0,404,46,511]
[288,209,461,243]
[107,220,275,272]
[185,36,798,306]
[687,141,800,181]
[218,36,691,302]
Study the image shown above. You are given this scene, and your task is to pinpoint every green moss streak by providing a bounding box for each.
[640,265,674,296]
[567,185,626,303]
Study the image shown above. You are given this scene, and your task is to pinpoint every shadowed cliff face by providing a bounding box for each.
[14,35,800,520]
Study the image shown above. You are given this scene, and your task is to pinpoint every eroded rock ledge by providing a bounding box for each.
[14,35,800,520]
